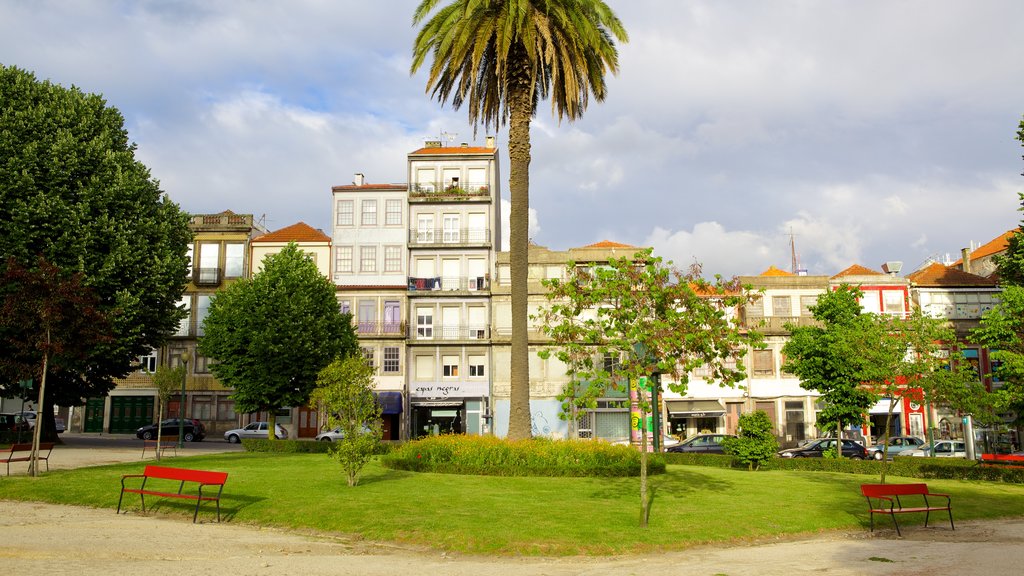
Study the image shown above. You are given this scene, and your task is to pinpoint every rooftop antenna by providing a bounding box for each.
[441,131,457,147]
[789,228,799,274]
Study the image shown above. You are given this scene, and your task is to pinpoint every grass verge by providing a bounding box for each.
[2,452,1023,555]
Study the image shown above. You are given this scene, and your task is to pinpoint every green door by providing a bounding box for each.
[109,396,155,434]
[84,397,105,433]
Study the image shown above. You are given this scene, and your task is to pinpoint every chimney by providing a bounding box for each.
[353,173,365,186]
[461,142,469,148]
[961,248,972,274]
[486,135,496,148]
[881,261,903,276]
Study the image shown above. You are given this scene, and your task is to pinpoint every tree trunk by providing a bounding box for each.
[268,411,278,440]
[29,332,49,477]
[880,402,896,484]
[639,420,650,528]
[505,58,534,441]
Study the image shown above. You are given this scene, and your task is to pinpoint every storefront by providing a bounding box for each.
[666,399,726,438]
[409,381,487,438]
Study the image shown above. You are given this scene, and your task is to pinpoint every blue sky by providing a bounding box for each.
[3,0,1023,278]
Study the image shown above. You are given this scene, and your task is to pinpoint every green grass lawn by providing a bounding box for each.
[2,452,1023,555]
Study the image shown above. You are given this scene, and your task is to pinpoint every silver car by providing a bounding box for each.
[904,440,966,458]
[223,422,288,443]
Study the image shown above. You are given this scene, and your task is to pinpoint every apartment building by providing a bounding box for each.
[95,211,266,436]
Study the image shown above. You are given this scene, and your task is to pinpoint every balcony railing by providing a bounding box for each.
[410,182,490,198]
[355,321,407,337]
[194,267,222,286]
[408,276,490,292]
[408,227,491,246]
[410,324,490,341]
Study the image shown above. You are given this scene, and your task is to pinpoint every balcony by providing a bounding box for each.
[408,227,491,247]
[739,315,822,333]
[409,182,491,201]
[409,324,491,342]
[194,267,222,286]
[355,321,407,337]
[408,276,490,293]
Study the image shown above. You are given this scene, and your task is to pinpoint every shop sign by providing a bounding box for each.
[411,381,487,399]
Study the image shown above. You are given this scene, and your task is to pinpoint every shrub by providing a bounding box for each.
[721,410,778,470]
[381,435,665,477]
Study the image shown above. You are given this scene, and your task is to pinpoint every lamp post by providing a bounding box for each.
[179,351,191,449]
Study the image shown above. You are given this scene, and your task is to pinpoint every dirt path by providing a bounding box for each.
[2,499,1023,576]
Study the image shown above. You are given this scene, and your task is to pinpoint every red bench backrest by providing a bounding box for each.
[861,483,928,497]
[981,453,1024,463]
[143,465,228,485]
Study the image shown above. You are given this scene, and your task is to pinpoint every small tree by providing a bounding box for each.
[538,248,757,527]
[722,410,778,470]
[199,243,358,438]
[972,284,1024,428]
[310,356,382,487]
[149,365,185,461]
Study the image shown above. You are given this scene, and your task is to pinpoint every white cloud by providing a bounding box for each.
[499,200,540,252]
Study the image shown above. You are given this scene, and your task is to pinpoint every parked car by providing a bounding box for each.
[778,438,868,459]
[0,412,30,432]
[224,422,288,443]
[867,435,925,460]
[666,433,737,454]
[904,440,967,458]
[612,434,682,449]
[135,418,206,442]
[315,426,375,441]
[17,411,66,433]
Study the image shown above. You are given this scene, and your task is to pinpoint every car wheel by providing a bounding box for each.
[850,455,863,460]
[142,431,154,440]
[873,452,884,460]
[319,437,332,442]
[227,434,240,444]
[184,432,195,442]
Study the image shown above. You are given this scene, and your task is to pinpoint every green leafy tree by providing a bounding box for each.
[199,243,357,439]
[992,117,1024,284]
[0,257,111,473]
[782,286,882,452]
[722,410,778,471]
[538,248,757,527]
[311,356,383,487]
[412,0,628,440]
[972,284,1024,429]
[149,364,185,461]
[0,65,192,423]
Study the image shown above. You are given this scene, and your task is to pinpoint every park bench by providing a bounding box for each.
[979,453,1024,468]
[118,465,228,523]
[1,442,55,476]
[860,483,953,537]
[141,436,178,459]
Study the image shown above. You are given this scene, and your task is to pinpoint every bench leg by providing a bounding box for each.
[924,509,930,528]
[891,515,902,537]
[948,508,955,531]
[117,490,125,515]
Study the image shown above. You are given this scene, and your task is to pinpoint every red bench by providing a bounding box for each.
[1,442,55,476]
[860,483,953,537]
[118,465,228,523]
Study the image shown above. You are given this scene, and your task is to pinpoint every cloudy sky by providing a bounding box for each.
[3,1,1022,278]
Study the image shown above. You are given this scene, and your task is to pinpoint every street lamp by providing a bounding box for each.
[179,350,191,449]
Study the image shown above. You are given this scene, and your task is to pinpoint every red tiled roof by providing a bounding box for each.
[252,222,330,243]
[950,230,1016,266]
[581,240,636,249]
[760,265,794,277]
[832,264,883,278]
[332,183,407,192]
[908,262,998,287]
[409,146,495,155]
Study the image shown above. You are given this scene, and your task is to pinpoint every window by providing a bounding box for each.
[335,246,353,273]
[198,242,219,283]
[361,199,377,226]
[884,290,905,315]
[138,350,157,373]
[224,243,245,278]
[752,349,774,377]
[442,214,460,243]
[384,245,402,272]
[799,295,817,316]
[336,199,353,226]
[194,354,212,374]
[385,199,402,226]
[176,296,191,337]
[416,308,433,339]
[415,355,434,379]
[196,295,212,336]
[361,347,375,369]
[360,246,376,272]
[468,354,485,377]
[358,300,376,333]
[603,352,620,374]
[383,347,400,373]
[442,355,459,377]
[383,300,401,333]
[771,296,791,317]
[216,398,235,421]
[417,214,434,243]
[745,297,764,319]
[185,244,194,279]
[338,299,351,315]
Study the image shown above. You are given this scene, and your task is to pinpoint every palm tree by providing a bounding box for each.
[411,0,628,440]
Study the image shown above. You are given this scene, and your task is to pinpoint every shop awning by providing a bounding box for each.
[666,400,726,417]
[411,400,463,407]
[375,391,404,415]
[869,397,902,415]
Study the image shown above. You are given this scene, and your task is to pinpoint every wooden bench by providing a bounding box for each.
[1,442,55,476]
[141,436,178,459]
[118,465,228,523]
[979,453,1024,468]
[860,483,953,537]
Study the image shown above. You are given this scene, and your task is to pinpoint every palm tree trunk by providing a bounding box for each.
[506,59,534,441]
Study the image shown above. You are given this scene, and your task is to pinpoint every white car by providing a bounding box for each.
[612,434,681,449]
[18,411,65,433]
[315,425,374,441]
[904,440,966,458]
[223,422,288,443]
